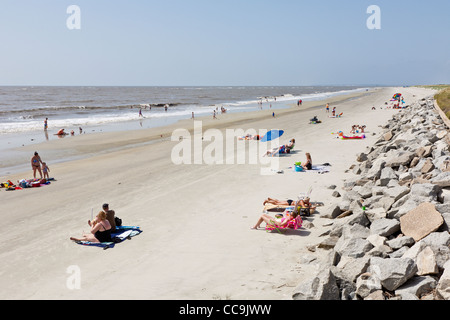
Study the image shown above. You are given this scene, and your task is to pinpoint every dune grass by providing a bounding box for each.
[434,86,450,119]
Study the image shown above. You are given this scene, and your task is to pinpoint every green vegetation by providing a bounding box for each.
[416,85,450,119]
[434,86,450,119]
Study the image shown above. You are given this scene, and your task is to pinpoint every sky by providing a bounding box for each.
[0,0,449,86]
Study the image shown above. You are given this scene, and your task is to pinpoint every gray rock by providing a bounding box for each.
[385,152,415,168]
[380,167,398,186]
[369,257,417,291]
[370,218,400,237]
[356,272,382,298]
[292,268,340,300]
[383,185,410,202]
[365,207,386,223]
[386,236,415,250]
[333,256,370,283]
[416,246,439,275]
[395,276,437,299]
[437,260,450,300]
[334,237,373,259]
[402,232,450,269]
[410,183,442,199]
[432,171,450,187]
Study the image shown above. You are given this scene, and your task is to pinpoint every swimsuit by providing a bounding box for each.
[95,222,112,243]
[287,199,294,206]
[32,159,40,168]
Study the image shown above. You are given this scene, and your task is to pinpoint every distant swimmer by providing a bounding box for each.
[139,108,143,117]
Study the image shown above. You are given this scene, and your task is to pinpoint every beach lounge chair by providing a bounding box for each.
[265,213,303,233]
[264,200,303,233]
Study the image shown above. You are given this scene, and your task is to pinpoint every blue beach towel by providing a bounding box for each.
[74,226,142,250]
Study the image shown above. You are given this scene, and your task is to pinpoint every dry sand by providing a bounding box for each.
[0,86,437,300]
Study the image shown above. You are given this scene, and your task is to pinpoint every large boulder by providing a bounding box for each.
[400,203,444,241]
[369,257,417,291]
[437,260,450,300]
[292,268,340,300]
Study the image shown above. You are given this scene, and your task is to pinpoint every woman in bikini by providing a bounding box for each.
[31,152,43,179]
[70,211,112,243]
[263,198,295,206]
[251,206,301,230]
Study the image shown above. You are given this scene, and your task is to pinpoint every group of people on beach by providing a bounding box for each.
[350,125,366,134]
[44,118,83,137]
[31,152,50,180]
[70,203,118,243]
[252,196,315,230]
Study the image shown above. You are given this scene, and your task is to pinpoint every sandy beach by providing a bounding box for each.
[0,86,437,300]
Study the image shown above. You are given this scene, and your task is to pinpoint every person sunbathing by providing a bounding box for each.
[263,139,295,156]
[251,208,300,230]
[300,152,312,170]
[70,211,112,243]
[263,196,315,211]
[263,197,295,206]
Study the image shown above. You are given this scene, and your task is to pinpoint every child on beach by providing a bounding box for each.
[42,162,50,179]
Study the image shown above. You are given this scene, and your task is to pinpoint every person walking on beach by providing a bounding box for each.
[139,108,143,118]
[44,118,48,130]
[31,152,43,179]
[326,104,330,113]
[191,112,195,119]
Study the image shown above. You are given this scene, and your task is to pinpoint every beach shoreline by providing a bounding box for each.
[0,86,438,300]
[1,88,376,178]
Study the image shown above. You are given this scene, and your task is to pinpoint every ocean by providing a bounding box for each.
[0,86,369,135]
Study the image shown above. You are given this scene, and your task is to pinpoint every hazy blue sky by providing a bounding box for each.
[0,0,449,86]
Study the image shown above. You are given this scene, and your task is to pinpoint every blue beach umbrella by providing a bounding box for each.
[261,129,284,142]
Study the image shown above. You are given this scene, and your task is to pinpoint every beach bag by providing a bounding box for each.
[300,207,311,217]
[115,216,122,227]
